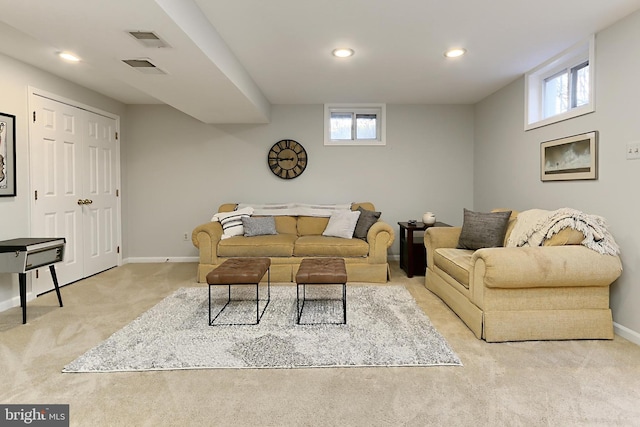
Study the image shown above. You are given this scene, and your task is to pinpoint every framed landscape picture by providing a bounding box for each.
[540,131,597,182]
[0,112,16,197]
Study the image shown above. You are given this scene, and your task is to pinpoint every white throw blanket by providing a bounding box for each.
[235,202,352,217]
[506,208,620,255]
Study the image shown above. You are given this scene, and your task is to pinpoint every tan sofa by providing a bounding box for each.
[425,210,623,342]
[192,202,394,283]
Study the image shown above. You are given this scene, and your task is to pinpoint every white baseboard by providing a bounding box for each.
[614,322,640,346]
[123,257,199,264]
[0,293,36,312]
[0,295,20,311]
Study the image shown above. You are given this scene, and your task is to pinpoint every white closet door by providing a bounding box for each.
[30,95,85,291]
[82,113,118,275]
[30,93,120,294]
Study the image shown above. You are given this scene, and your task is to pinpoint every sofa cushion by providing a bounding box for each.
[242,216,277,237]
[433,248,474,288]
[323,210,361,239]
[274,216,297,235]
[457,209,512,250]
[294,236,369,257]
[351,202,375,212]
[353,207,381,240]
[218,234,296,257]
[543,227,585,246]
[217,203,238,213]
[298,216,330,236]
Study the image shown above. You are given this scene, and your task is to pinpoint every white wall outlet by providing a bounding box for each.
[183,232,189,241]
[627,142,640,160]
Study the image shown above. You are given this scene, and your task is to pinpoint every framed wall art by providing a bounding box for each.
[540,131,597,182]
[0,112,16,196]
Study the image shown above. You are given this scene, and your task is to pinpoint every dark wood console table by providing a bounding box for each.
[398,222,450,277]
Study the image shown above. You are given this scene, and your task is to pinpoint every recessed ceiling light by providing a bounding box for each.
[444,48,466,58]
[332,48,355,58]
[59,52,80,62]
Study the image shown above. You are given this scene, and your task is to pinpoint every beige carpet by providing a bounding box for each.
[1,262,640,426]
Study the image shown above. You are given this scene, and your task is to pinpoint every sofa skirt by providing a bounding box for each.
[425,267,614,342]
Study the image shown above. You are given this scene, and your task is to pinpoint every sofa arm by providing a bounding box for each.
[367,221,395,263]
[472,246,623,290]
[192,222,223,265]
[425,227,462,269]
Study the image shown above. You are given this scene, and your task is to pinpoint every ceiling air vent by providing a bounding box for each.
[122,59,167,75]
[127,31,170,48]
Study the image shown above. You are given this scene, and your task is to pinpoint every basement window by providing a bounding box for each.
[525,35,595,130]
[324,104,386,145]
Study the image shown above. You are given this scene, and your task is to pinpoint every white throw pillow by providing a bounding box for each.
[322,210,361,239]
[211,207,254,239]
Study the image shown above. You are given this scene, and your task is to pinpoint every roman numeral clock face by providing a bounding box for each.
[267,139,307,179]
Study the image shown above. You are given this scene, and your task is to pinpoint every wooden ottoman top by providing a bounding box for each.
[296,258,347,284]
[206,258,271,285]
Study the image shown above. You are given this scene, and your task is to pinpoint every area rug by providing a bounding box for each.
[63,285,462,372]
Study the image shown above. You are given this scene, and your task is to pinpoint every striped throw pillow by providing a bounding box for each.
[212,207,254,239]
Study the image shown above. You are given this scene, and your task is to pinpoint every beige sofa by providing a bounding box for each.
[192,202,394,283]
[425,209,623,342]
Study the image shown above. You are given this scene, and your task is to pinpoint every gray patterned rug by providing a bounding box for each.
[63,285,461,372]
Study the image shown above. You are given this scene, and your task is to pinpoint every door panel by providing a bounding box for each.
[30,96,84,293]
[30,93,119,293]
[82,113,118,275]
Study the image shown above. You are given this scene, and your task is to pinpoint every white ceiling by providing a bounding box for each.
[0,0,639,124]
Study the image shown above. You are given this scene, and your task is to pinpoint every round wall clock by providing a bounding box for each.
[267,139,307,179]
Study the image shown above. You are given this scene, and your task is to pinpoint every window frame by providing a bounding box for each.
[524,35,595,131]
[324,103,386,146]
[569,60,589,109]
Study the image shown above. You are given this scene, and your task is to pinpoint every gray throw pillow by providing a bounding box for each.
[242,216,277,237]
[457,209,512,250]
[353,207,381,240]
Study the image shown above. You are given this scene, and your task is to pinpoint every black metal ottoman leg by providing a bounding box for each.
[343,283,347,324]
[208,284,212,326]
[296,284,301,324]
[255,283,259,324]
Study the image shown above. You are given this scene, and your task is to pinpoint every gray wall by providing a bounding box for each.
[474,10,640,339]
[2,9,638,342]
[0,53,126,310]
[122,103,475,260]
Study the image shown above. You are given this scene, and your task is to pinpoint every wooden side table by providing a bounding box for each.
[398,222,449,277]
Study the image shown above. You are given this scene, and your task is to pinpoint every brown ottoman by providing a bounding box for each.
[295,258,347,325]
[206,258,271,325]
